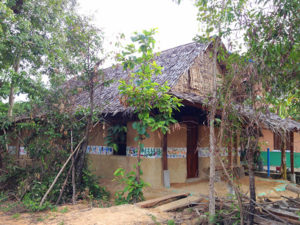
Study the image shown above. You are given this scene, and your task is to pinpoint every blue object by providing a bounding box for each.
[267,148,270,177]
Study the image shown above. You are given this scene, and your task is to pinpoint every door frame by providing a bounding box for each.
[184,117,199,179]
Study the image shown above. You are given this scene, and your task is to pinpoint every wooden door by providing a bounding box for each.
[186,122,199,178]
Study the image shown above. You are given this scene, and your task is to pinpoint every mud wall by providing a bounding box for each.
[127,121,162,148]
[167,124,187,183]
[88,155,163,187]
[197,125,240,180]
[88,123,108,146]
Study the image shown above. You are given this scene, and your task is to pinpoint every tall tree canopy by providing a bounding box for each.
[0,0,78,118]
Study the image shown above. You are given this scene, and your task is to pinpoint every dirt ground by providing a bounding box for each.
[0,204,172,225]
[1,176,298,225]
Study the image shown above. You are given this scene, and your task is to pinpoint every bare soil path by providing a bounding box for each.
[0,204,172,225]
[1,176,297,225]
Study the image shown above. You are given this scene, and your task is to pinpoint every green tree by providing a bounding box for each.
[245,0,299,180]
[0,1,109,208]
[117,29,182,186]
[0,0,74,118]
[194,0,247,221]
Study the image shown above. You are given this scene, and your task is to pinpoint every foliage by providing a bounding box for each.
[0,0,76,117]
[22,195,53,212]
[244,0,299,110]
[81,168,110,200]
[104,124,127,151]
[118,29,182,138]
[113,166,149,205]
[0,0,110,210]
[266,89,299,121]
[116,28,181,202]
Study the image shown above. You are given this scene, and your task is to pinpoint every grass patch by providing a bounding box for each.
[59,207,68,213]
[11,213,20,219]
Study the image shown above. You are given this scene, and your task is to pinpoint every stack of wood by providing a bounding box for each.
[259,196,300,224]
[136,184,300,225]
[255,184,300,225]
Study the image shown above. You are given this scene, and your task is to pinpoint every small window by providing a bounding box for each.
[105,124,127,156]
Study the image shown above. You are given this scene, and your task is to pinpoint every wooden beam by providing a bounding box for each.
[155,195,203,212]
[162,133,168,170]
[265,206,300,224]
[136,193,189,208]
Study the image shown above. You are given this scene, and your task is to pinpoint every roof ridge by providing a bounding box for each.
[159,41,198,53]
[102,41,203,72]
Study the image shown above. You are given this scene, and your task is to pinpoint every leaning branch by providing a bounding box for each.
[39,136,85,207]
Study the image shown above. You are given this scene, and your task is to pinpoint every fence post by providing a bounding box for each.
[267,148,270,177]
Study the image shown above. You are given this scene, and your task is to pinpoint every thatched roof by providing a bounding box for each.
[67,42,210,115]
[65,41,300,132]
[170,91,300,132]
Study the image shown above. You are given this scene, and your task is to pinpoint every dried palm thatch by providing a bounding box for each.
[61,41,300,132]
[66,42,210,115]
[170,91,300,132]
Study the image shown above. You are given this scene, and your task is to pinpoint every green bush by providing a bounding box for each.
[82,169,110,200]
[113,165,149,205]
[22,194,53,212]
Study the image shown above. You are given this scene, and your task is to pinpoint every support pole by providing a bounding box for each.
[267,148,270,178]
[162,133,170,188]
[290,132,295,183]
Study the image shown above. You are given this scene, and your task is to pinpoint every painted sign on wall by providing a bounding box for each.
[86,146,113,155]
[167,147,186,158]
[8,146,17,155]
[126,147,162,158]
[126,147,187,158]
[19,146,27,156]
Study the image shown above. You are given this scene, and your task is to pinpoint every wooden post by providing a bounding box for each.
[290,132,294,174]
[162,133,168,170]
[162,133,170,188]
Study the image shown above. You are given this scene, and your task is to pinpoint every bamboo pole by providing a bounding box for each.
[39,136,85,207]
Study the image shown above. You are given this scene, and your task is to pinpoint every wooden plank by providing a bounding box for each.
[266,206,300,222]
[136,193,190,208]
[155,195,203,212]
[254,215,284,225]
[286,184,300,194]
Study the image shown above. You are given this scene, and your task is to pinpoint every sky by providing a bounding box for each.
[77,0,199,64]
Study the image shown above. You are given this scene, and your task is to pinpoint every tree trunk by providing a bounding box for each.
[208,38,219,223]
[8,84,15,118]
[136,142,141,184]
[246,127,257,225]
[71,129,76,204]
[75,40,96,186]
[281,131,287,179]
[248,143,256,224]
[8,59,20,118]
